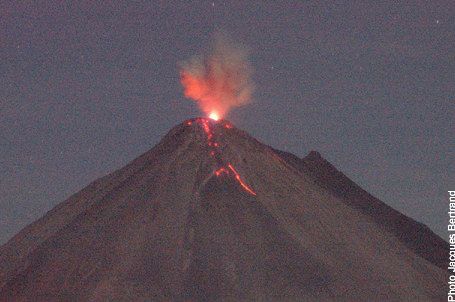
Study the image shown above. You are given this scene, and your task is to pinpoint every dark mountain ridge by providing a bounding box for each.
[0,118,448,301]
[274,149,448,270]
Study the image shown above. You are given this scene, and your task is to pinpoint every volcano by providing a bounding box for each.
[0,118,447,301]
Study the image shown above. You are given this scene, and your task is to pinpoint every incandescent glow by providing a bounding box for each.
[209,112,220,121]
[227,164,257,196]
[180,33,254,119]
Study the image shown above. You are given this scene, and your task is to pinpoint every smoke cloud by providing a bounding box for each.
[180,33,254,119]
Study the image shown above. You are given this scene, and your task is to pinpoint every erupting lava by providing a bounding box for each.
[180,33,254,121]
[209,112,220,121]
[191,118,256,196]
[179,35,256,189]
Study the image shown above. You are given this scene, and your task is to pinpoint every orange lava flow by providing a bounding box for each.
[215,167,228,177]
[200,119,213,141]
[190,118,257,196]
[227,163,257,196]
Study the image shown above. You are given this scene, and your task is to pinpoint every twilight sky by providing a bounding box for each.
[1,1,454,244]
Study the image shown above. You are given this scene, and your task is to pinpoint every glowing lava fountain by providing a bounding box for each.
[209,112,220,121]
[180,33,255,121]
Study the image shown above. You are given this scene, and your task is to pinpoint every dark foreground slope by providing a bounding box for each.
[0,118,448,301]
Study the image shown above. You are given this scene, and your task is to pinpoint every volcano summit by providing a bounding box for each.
[0,118,448,301]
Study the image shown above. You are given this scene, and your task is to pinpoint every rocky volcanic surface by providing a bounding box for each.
[0,118,448,301]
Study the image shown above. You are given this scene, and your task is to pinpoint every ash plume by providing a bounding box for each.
[180,33,254,118]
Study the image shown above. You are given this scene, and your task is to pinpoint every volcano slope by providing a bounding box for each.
[0,118,448,301]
